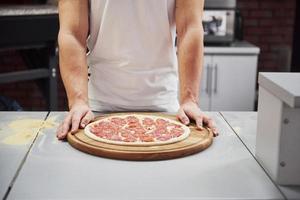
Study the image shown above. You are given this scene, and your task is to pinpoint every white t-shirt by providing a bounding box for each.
[87,0,179,112]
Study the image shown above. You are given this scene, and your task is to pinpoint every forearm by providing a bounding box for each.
[177,27,204,104]
[58,32,88,108]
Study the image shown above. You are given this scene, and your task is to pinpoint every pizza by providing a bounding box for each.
[84,114,190,146]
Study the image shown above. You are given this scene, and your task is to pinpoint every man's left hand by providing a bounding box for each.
[177,100,218,136]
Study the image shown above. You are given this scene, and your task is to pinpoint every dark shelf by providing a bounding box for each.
[0,68,50,84]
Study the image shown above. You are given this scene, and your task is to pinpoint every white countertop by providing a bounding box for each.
[0,112,48,199]
[221,112,300,200]
[204,41,260,55]
[0,111,292,199]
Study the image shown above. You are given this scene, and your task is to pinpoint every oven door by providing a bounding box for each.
[203,10,235,44]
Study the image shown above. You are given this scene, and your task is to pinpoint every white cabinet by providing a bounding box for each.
[199,55,211,109]
[200,43,259,111]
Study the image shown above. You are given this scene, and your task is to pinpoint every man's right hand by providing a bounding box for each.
[56,101,94,140]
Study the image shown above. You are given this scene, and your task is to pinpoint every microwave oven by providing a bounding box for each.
[203,10,235,44]
[203,0,237,45]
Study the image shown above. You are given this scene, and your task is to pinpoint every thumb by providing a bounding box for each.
[177,108,190,125]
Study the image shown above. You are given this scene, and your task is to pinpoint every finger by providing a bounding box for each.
[71,111,85,134]
[80,111,94,128]
[203,117,214,129]
[209,126,218,137]
[57,114,72,140]
[203,117,219,136]
[176,108,190,125]
[62,121,71,136]
[195,116,204,130]
[56,124,62,138]
[213,129,219,137]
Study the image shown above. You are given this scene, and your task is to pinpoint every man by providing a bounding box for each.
[56,0,218,139]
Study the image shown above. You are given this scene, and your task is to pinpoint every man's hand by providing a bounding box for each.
[177,100,218,136]
[56,101,94,140]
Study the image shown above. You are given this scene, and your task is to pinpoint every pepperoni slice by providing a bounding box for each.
[97,121,110,128]
[102,127,116,135]
[90,126,99,133]
[126,116,139,123]
[110,135,122,141]
[157,135,172,141]
[94,131,105,138]
[170,127,184,137]
[127,121,140,129]
[142,117,155,126]
[140,135,154,142]
[111,117,126,127]
[120,129,131,138]
[156,118,168,126]
[167,123,182,129]
[135,128,146,134]
[153,128,165,137]
[155,127,168,134]
[104,132,114,139]
[123,136,137,142]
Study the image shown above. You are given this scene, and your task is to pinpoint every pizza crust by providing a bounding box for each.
[84,114,190,146]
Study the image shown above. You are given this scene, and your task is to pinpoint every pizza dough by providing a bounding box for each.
[84,114,190,146]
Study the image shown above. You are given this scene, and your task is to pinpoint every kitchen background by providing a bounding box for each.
[0,0,299,111]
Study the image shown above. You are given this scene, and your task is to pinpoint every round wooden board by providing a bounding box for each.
[67,112,213,161]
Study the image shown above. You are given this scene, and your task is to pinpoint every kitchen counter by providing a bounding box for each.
[0,111,299,200]
[204,41,260,55]
[0,112,48,199]
[221,112,300,200]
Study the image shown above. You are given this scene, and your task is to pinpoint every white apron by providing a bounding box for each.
[87,0,179,112]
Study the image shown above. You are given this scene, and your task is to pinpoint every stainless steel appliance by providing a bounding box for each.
[203,0,237,44]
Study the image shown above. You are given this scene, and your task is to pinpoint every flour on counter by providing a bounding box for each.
[1,116,58,145]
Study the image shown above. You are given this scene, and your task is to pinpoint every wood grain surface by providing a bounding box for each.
[67,112,213,160]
